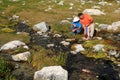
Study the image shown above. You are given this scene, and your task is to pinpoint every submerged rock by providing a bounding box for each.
[83,9,105,16]
[34,66,68,80]
[12,51,31,61]
[0,40,29,51]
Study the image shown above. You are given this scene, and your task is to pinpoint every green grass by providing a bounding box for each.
[0,33,29,46]
[31,46,68,70]
[0,57,15,80]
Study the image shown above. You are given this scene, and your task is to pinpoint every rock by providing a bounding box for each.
[69,3,74,6]
[98,24,109,30]
[93,44,105,52]
[80,0,86,5]
[98,1,108,6]
[47,44,54,48]
[33,22,50,33]
[69,7,73,10]
[111,21,120,30]
[66,18,72,20]
[53,34,62,38]
[16,32,29,35]
[65,38,76,42]
[14,21,30,33]
[58,1,64,6]
[12,51,30,61]
[0,40,29,51]
[108,50,117,56]
[12,63,34,80]
[34,66,68,80]
[71,44,85,54]
[12,15,20,20]
[60,20,71,24]
[45,6,52,12]
[83,9,105,16]
[98,21,120,31]
[95,37,103,40]
[36,31,43,35]
[60,41,70,46]
[114,9,120,13]
[92,6,101,9]
[118,64,120,67]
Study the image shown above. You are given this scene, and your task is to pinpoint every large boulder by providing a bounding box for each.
[33,22,50,33]
[0,40,29,51]
[34,66,68,80]
[83,9,105,16]
[12,51,31,61]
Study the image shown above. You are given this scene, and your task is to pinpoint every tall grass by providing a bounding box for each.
[0,57,15,80]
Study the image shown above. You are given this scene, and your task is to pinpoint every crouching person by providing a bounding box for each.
[70,16,83,34]
[78,13,95,40]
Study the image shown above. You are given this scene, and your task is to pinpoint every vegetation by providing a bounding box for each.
[0,57,15,80]
[30,46,68,70]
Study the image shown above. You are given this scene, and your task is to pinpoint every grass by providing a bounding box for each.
[31,46,68,70]
[0,57,15,80]
[0,33,29,46]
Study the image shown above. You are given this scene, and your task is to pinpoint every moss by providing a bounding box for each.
[0,28,15,33]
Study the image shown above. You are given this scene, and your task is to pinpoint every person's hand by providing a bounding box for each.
[73,24,76,27]
[82,24,85,28]
[72,29,76,32]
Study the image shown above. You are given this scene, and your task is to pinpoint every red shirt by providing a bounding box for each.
[80,14,93,27]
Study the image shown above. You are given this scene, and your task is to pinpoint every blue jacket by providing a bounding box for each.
[71,21,82,28]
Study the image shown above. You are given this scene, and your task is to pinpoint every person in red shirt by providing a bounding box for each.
[78,13,94,40]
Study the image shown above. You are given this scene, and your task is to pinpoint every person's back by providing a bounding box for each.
[80,14,93,27]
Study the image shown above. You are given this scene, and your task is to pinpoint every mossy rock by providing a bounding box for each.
[0,28,15,33]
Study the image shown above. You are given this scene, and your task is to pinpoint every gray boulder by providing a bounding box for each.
[83,9,105,16]
[33,22,50,33]
[34,66,68,80]
[0,40,29,51]
[12,51,31,61]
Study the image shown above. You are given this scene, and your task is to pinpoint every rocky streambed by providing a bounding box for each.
[0,21,120,80]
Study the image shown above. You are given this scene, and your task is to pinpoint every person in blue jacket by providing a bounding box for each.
[70,16,83,34]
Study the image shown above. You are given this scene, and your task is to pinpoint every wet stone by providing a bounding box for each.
[14,21,30,33]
